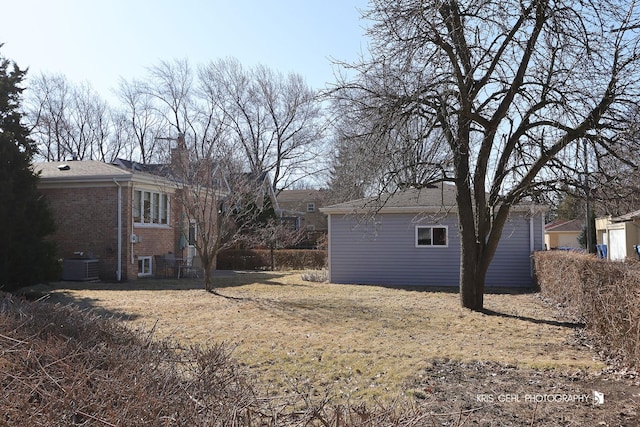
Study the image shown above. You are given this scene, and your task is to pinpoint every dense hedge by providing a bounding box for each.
[534,251,640,368]
[0,293,256,425]
[217,249,327,271]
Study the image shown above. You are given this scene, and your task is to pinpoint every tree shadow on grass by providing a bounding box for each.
[26,291,142,321]
[478,308,584,329]
[367,284,538,295]
[17,270,304,315]
[32,270,295,292]
[347,284,580,329]
[214,271,312,290]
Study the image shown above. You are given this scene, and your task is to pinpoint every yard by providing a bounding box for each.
[42,271,639,425]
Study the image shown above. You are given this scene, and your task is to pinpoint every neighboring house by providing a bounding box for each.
[276,189,328,247]
[595,210,640,261]
[34,141,222,281]
[321,184,546,287]
[544,218,583,250]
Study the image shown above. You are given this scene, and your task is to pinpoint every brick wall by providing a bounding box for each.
[41,183,209,281]
[41,186,125,280]
[126,187,183,279]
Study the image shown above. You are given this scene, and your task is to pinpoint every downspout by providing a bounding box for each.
[540,210,545,251]
[131,191,135,266]
[113,179,122,281]
[529,207,535,278]
[529,209,535,252]
[326,214,331,282]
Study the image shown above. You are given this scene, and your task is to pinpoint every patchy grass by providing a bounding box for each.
[43,271,603,403]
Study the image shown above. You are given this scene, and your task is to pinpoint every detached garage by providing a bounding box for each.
[595,210,640,261]
[321,184,546,288]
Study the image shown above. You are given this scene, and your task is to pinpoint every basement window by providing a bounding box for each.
[416,225,448,247]
[138,256,152,277]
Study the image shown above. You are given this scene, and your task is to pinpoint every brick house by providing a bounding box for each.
[34,156,215,281]
[276,189,328,247]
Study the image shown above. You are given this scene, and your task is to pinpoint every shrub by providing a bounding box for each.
[256,249,327,270]
[217,249,267,270]
[0,293,257,425]
[217,249,326,271]
[301,269,328,282]
[534,251,640,368]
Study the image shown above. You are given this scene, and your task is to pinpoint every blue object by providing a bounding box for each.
[596,244,608,259]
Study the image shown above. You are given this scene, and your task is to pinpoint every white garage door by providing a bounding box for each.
[609,228,626,261]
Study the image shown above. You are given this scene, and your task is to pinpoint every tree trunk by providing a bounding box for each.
[270,244,275,271]
[203,253,219,293]
[204,263,212,292]
[459,245,488,311]
[458,202,508,311]
[202,255,214,292]
[456,178,489,311]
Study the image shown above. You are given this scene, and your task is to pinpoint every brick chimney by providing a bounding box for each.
[170,133,188,176]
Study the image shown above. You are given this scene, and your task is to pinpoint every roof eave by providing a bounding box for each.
[322,204,547,215]
[37,172,184,189]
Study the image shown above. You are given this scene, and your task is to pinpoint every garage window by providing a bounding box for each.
[416,226,448,247]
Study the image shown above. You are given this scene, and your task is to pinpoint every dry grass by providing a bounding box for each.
[43,271,603,403]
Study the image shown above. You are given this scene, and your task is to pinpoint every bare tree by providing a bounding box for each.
[132,59,226,163]
[332,0,640,310]
[107,110,138,163]
[144,59,193,136]
[116,78,165,163]
[67,82,111,161]
[26,73,114,162]
[327,126,377,203]
[171,135,271,293]
[255,218,305,271]
[586,107,640,216]
[199,58,327,193]
[25,73,72,161]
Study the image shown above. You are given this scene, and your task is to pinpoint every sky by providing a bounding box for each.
[1,0,371,101]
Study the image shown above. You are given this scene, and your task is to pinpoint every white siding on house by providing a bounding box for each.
[328,211,542,288]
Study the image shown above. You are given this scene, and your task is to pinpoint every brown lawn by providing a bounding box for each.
[44,271,603,403]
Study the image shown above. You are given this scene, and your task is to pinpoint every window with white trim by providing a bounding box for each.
[188,221,197,246]
[307,202,315,212]
[138,256,152,277]
[133,189,169,225]
[416,225,448,247]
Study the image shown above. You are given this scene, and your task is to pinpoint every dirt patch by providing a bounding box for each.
[41,272,640,425]
[405,359,640,425]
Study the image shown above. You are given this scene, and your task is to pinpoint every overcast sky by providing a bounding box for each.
[1,0,370,100]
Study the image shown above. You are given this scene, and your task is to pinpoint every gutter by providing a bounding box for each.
[113,179,122,281]
[321,203,548,216]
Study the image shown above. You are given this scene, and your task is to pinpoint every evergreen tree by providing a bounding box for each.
[0,48,57,291]
[327,131,370,204]
[554,185,584,220]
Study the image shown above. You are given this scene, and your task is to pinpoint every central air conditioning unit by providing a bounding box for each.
[62,259,100,281]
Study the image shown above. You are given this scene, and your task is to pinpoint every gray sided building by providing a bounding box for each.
[321,184,546,288]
